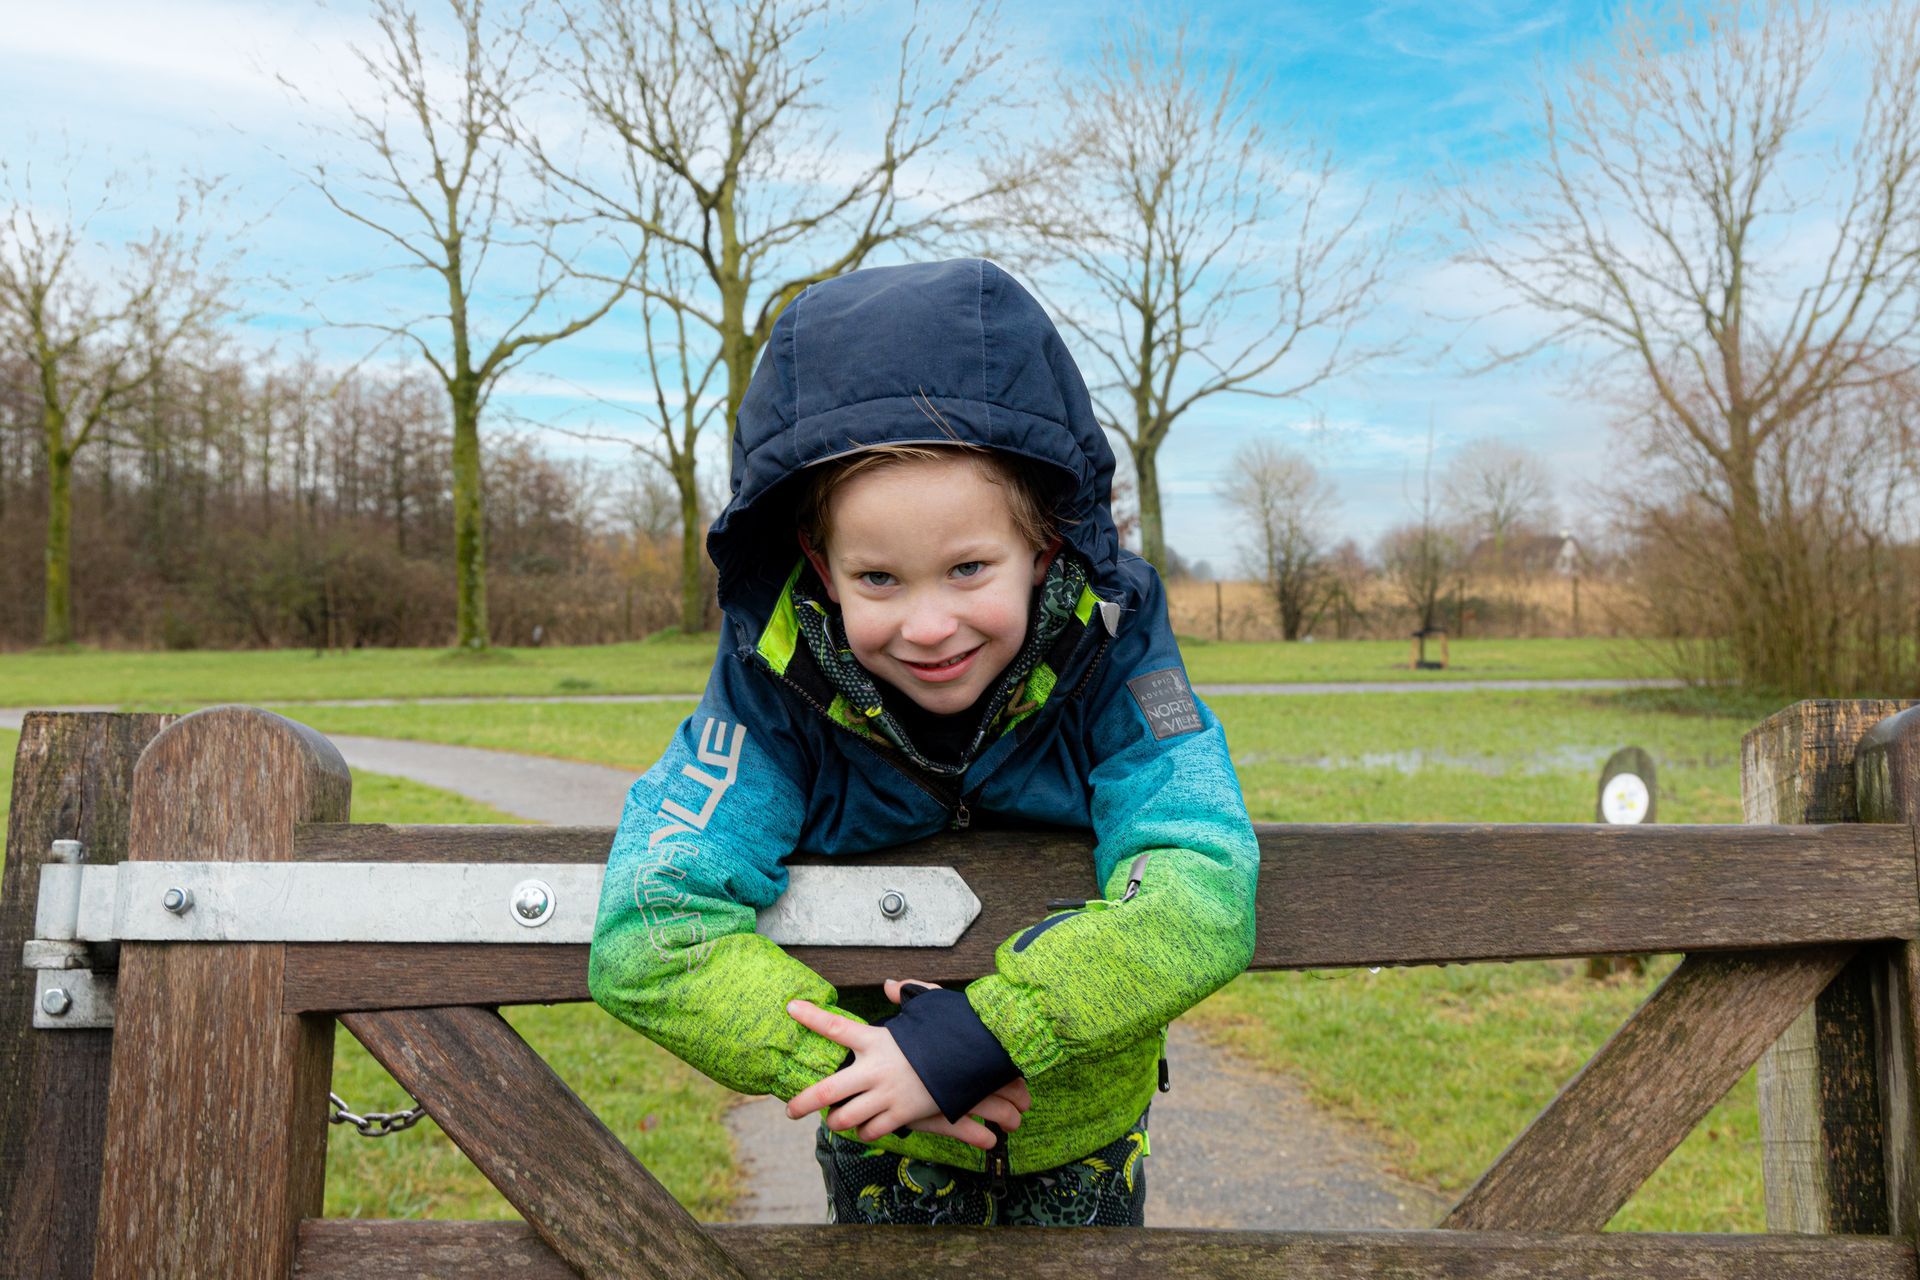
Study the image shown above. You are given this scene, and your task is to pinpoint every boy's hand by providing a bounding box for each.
[782,998,1025,1149]
[883,978,1032,1114]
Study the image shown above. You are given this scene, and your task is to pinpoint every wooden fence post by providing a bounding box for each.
[1856,706,1920,1235]
[93,707,351,1279]
[1743,697,1918,1233]
[1,713,174,1280]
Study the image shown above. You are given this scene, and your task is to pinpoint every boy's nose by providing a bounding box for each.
[898,597,959,649]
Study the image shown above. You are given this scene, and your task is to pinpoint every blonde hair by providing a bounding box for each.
[799,443,1056,554]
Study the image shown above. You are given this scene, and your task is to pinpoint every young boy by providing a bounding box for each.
[589,258,1259,1226]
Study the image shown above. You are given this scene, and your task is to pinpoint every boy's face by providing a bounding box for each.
[804,455,1054,715]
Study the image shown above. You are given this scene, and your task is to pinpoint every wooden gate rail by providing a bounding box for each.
[283,819,1920,1012]
[1,698,1916,1280]
[294,1221,1916,1279]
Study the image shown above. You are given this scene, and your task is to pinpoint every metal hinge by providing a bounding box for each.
[25,843,982,1030]
[24,842,114,1028]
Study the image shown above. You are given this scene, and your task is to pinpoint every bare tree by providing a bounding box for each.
[537,0,1018,627]
[1621,374,1920,692]
[291,0,633,650]
[1443,438,1554,566]
[1219,439,1338,640]
[992,21,1394,574]
[1379,425,1464,634]
[1378,521,1465,636]
[1322,538,1370,639]
[0,159,231,645]
[1454,0,1920,690]
[614,450,683,542]
[545,223,724,630]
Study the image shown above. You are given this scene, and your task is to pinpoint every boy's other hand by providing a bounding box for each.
[783,998,1024,1149]
[884,978,1032,1115]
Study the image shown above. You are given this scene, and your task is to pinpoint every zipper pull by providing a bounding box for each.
[951,799,971,831]
[984,1122,1010,1191]
[1158,1053,1171,1093]
[1121,852,1152,903]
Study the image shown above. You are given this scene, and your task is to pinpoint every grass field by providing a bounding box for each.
[0,635,1668,707]
[258,686,1753,827]
[0,675,1777,1230]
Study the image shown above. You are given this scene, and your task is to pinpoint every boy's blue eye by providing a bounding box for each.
[858,571,895,588]
[952,561,984,578]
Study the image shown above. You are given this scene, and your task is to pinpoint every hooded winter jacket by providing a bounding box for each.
[589,258,1259,1175]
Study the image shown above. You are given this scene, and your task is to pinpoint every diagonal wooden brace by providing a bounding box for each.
[1444,946,1855,1231]
[343,1005,748,1280]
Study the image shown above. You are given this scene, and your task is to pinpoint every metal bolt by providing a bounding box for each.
[161,887,193,915]
[510,879,555,927]
[41,988,72,1017]
[879,890,908,920]
[50,839,83,865]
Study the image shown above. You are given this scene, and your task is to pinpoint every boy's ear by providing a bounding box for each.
[1031,534,1064,586]
[798,531,840,604]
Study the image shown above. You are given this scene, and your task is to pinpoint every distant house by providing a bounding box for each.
[1466,530,1585,576]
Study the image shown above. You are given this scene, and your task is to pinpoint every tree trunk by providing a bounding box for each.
[1133,442,1165,574]
[675,454,705,633]
[42,432,73,647]
[450,381,488,650]
[1279,591,1303,641]
[1724,451,1794,689]
[718,186,751,452]
[723,323,753,456]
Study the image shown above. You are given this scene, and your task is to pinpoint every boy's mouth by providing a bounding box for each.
[898,645,982,682]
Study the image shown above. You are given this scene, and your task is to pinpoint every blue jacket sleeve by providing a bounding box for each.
[588,635,868,1100]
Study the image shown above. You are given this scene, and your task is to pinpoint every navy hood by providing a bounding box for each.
[708,258,1119,627]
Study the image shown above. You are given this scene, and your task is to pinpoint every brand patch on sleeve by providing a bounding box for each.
[1126,668,1202,740]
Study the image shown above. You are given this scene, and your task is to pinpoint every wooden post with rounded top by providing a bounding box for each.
[1856,706,1920,1236]
[1743,698,1918,1234]
[94,707,351,1279]
[0,712,174,1280]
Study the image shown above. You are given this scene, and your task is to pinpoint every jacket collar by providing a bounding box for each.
[749,553,1114,772]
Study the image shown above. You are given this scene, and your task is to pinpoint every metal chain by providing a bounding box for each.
[328,1090,427,1138]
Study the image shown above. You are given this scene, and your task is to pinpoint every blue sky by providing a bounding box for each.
[1,1,1762,571]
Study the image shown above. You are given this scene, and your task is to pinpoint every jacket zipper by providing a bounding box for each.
[947,629,1109,832]
[1063,631,1113,705]
[765,666,961,812]
[984,1124,1010,1188]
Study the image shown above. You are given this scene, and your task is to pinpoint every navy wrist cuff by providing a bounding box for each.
[883,988,1019,1124]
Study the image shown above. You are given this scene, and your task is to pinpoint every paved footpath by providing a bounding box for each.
[0,708,1449,1226]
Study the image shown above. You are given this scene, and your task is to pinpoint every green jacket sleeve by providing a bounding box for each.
[588,648,866,1100]
[964,568,1259,1078]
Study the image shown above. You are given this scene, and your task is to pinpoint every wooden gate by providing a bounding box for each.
[2,697,1917,1278]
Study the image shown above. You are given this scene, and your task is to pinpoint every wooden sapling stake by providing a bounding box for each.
[93,707,351,1280]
